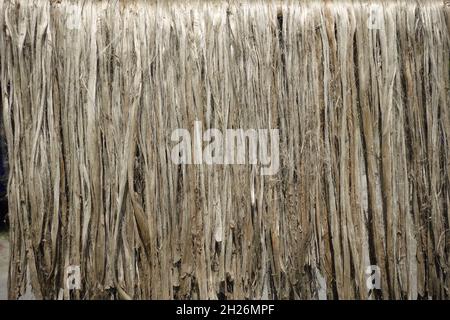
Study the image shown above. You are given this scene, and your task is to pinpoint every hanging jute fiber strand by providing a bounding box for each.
[0,0,449,300]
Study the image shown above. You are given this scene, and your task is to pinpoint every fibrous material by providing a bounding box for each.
[0,0,450,299]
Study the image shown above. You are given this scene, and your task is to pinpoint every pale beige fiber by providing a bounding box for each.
[0,0,449,299]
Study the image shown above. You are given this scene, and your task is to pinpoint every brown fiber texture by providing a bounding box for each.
[1,0,450,299]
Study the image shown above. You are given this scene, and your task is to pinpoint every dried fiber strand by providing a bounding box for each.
[0,0,449,299]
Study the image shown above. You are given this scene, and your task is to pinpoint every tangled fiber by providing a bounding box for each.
[0,0,450,299]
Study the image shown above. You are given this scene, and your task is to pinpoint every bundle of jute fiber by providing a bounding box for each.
[0,0,449,300]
